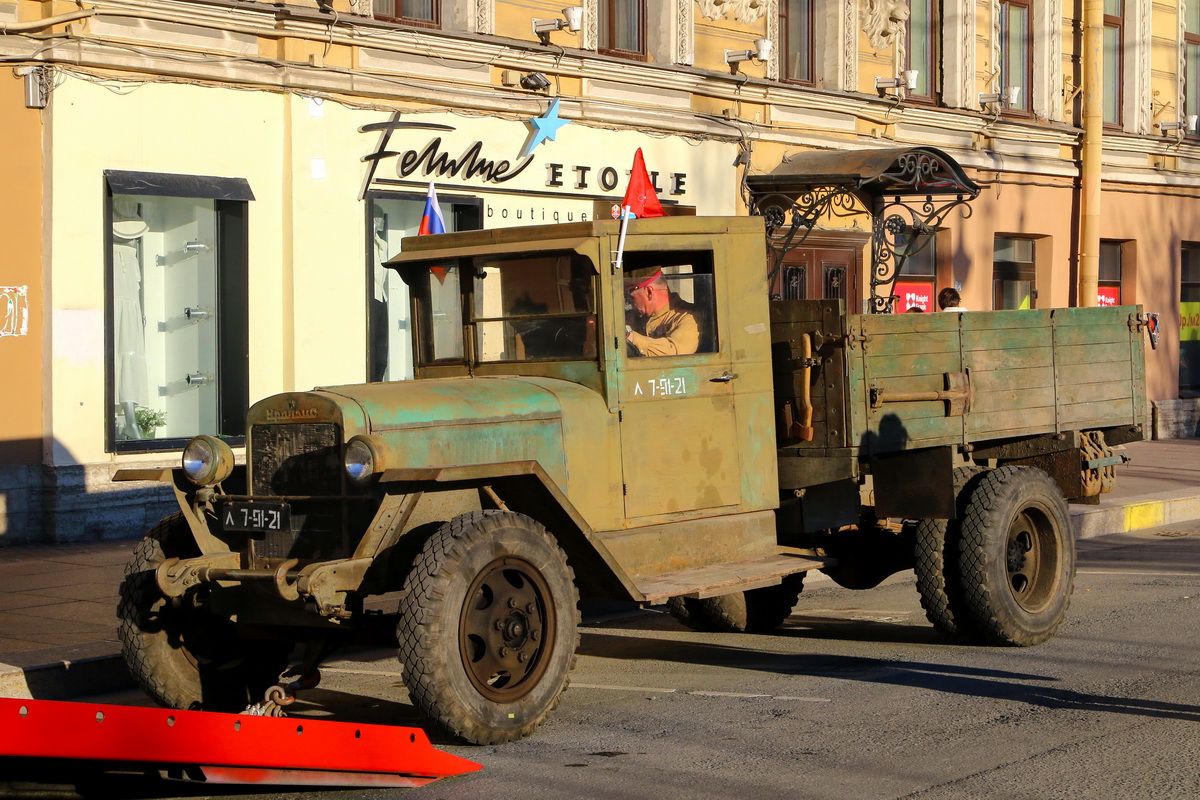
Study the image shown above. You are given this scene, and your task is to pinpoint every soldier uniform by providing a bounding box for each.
[628,294,700,356]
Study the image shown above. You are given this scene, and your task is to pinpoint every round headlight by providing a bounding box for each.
[181,435,234,486]
[344,436,382,485]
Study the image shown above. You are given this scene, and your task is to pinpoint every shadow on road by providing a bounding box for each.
[578,629,1200,723]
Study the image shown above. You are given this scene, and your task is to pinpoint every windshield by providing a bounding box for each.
[415,252,597,365]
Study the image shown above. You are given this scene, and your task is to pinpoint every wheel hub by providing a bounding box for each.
[459,556,555,702]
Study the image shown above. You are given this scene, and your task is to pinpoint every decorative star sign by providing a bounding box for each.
[519,98,570,158]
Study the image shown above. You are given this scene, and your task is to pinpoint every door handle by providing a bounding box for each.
[710,372,738,383]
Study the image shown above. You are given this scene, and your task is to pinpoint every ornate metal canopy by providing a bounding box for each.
[747,146,981,313]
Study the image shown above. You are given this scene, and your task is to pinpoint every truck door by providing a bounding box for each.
[614,242,743,520]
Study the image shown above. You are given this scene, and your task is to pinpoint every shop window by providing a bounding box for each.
[905,0,939,104]
[373,0,439,27]
[780,0,813,85]
[368,191,480,382]
[1098,241,1124,306]
[1187,3,1200,136]
[998,0,1031,116]
[104,171,252,452]
[599,0,645,60]
[1103,0,1123,126]
[893,232,937,312]
[993,236,1037,309]
[1180,244,1200,391]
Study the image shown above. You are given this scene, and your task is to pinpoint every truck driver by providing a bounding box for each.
[625,268,700,357]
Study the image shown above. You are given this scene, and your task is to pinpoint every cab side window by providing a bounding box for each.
[623,251,717,358]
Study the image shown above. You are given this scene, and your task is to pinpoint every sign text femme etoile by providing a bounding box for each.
[361,112,687,197]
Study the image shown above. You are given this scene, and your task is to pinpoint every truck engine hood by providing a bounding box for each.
[316,376,583,486]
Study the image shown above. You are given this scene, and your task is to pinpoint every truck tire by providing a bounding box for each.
[396,510,579,745]
[956,466,1075,646]
[666,574,805,633]
[117,513,290,711]
[913,467,987,637]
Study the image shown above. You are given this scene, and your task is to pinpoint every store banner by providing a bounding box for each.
[894,281,933,312]
[1097,286,1120,307]
[1182,302,1200,341]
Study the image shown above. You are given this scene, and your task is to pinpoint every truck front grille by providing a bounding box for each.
[248,423,347,562]
[251,423,343,496]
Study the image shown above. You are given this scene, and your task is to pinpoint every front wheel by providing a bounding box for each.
[117,514,291,711]
[396,511,579,745]
[956,466,1075,646]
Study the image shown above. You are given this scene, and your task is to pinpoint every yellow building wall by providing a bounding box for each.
[0,74,44,465]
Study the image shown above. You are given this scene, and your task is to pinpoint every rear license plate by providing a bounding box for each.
[220,500,290,534]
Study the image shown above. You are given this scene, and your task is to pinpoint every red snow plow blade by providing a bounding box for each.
[0,697,480,788]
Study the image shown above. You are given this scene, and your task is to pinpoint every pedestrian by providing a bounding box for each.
[938,287,967,312]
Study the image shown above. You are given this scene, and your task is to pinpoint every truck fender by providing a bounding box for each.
[378,462,643,602]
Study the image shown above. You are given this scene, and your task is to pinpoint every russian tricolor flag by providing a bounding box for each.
[418,182,446,235]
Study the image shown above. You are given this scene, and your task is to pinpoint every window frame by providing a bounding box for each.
[998,0,1033,118]
[1102,0,1123,128]
[103,171,252,454]
[598,0,647,61]
[1185,4,1200,138]
[1097,240,1124,306]
[905,0,940,105]
[780,0,815,86]
[372,0,440,29]
[992,235,1038,310]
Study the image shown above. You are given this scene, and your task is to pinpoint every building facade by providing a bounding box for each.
[0,0,1195,543]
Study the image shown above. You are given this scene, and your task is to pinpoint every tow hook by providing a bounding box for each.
[242,668,322,717]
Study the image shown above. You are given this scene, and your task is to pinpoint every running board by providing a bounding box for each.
[634,553,833,605]
[0,698,480,789]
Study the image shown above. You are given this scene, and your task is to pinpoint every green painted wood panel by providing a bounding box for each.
[860,331,961,357]
[967,407,1057,436]
[971,385,1058,414]
[960,309,1052,331]
[865,351,962,379]
[1058,398,1135,427]
[962,327,1051,352]
[1055,342,1131,366]
[1058,380,1132,405]
[972,366,1055,392]
[965,346,1054,372]
[1057,361,1137,386]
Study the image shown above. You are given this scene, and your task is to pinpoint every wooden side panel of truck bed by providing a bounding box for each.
[848,305,1146,455]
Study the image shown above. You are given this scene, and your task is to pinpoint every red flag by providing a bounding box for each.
[621,148,664,218]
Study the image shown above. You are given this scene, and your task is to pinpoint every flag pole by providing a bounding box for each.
[614,205,632,272]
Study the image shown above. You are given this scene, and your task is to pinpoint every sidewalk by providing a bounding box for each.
[2,437,1198,701]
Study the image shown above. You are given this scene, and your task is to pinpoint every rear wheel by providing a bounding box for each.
[396,511,579,745]
[117,514,290,711]
[956,466,1075,646]
[913,467,986,637]
[666,574,805,633]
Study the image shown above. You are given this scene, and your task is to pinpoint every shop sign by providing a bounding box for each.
[1181,302,1200,341]
[894,281,933,312]
[360,111,692,203]
[1097,286,1120,307]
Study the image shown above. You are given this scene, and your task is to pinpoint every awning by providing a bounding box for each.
[746,146,980,198]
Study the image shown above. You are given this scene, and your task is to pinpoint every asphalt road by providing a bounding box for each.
[25,525,1200,800]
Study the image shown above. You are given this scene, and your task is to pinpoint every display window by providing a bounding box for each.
[104,171,251,452]
[367,192,481,382]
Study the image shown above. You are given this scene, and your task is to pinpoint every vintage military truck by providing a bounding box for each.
[115,216,1150,745]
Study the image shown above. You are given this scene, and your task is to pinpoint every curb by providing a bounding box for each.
[0,652,132,701]
[1070,490,1200,540]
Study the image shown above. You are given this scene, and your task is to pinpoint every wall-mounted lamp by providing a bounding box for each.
[1159,115,1199,135]
[875,70,919,96]
[519,71,552,91]
[979,86,1022,109]
[724,38,773,74]
[533,6,583,45]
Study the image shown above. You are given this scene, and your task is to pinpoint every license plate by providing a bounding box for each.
[220,500,290,534]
